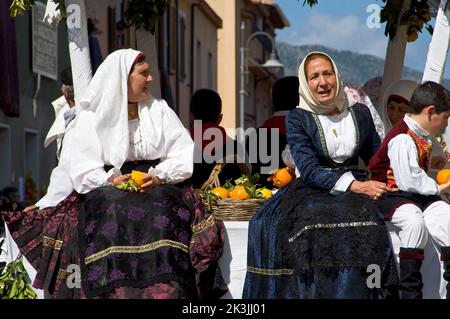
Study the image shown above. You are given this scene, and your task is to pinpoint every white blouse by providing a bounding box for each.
[127,118,147,161]
[282,109,358,195]
[318,109,358,195]
[36,100,194,209]
[388,115,440,195]
[317,109,357,164]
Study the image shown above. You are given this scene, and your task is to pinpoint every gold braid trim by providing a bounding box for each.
[247,266,294,276]
[192,214,215,234]
[57,269,71,280]
[42,236,63,250]
[288,221,380,243]
[84,239,189,265]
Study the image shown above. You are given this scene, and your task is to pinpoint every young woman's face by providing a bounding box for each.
[305,57,337,105]
[128,60,153,103]
[387,99,410,125]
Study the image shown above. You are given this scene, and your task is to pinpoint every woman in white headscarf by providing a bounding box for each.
[243,52,397,299]
[379,80,418,135]
[2,49,226,299]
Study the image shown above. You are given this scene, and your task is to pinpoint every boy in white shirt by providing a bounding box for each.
[369,81,450,298]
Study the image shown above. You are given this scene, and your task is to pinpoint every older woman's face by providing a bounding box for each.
[305,57,337,105]
[128,60,153,103]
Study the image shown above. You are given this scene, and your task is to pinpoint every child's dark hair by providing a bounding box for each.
[410,81,450,114]
[272,76,299,112]
[190,89,222,123]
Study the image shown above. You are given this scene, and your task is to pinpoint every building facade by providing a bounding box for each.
[207,0,289,132]
[0,4,71,201]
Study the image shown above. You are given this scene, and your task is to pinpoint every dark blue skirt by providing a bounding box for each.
[243,178,398,299]
[243,185,302,298]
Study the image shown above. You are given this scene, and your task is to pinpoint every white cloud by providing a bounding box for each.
[284,13,388,59]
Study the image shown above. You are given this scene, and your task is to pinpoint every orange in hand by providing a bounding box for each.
[211,187,230,199]
[131,170,147,187]
[229,185,250,200]
[272,167,295,188]
[436,169,450,185]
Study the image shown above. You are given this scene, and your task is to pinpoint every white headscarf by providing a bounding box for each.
[379,79,418,134]
[297,51,356,114]
[76,48,162,169]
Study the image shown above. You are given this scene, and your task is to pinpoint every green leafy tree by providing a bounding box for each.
[124,0,170,34]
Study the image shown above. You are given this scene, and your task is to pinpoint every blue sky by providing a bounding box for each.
[275,0,450,78]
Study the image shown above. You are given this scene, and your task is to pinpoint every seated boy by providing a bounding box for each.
[188,89,245,188]
[369,81,450,298]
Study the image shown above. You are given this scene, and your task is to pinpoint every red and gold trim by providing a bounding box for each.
[386,129,432,188]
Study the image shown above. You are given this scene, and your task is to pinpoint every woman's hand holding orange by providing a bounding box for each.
[140,173,161,192]
[109,174,131,186]
[439,179,450,193]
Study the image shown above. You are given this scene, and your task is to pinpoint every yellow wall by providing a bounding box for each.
[176,0,220,127]
[205,0,281,133]
[206,0,238,133]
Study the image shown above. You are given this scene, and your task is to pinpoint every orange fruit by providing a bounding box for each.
[229,185,250,200]
[436,169,450,185]
[131,170,147,187]
[407,32,418,42]
[272,167,295,188]
[211,187,230,199]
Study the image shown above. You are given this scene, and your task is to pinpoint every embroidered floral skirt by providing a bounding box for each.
[2,184,227,299]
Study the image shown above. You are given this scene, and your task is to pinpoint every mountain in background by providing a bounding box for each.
[277,42,450,89]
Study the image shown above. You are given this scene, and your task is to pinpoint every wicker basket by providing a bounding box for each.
[200,161,267,221]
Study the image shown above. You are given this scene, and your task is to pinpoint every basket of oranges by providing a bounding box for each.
[200,162,273,221]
